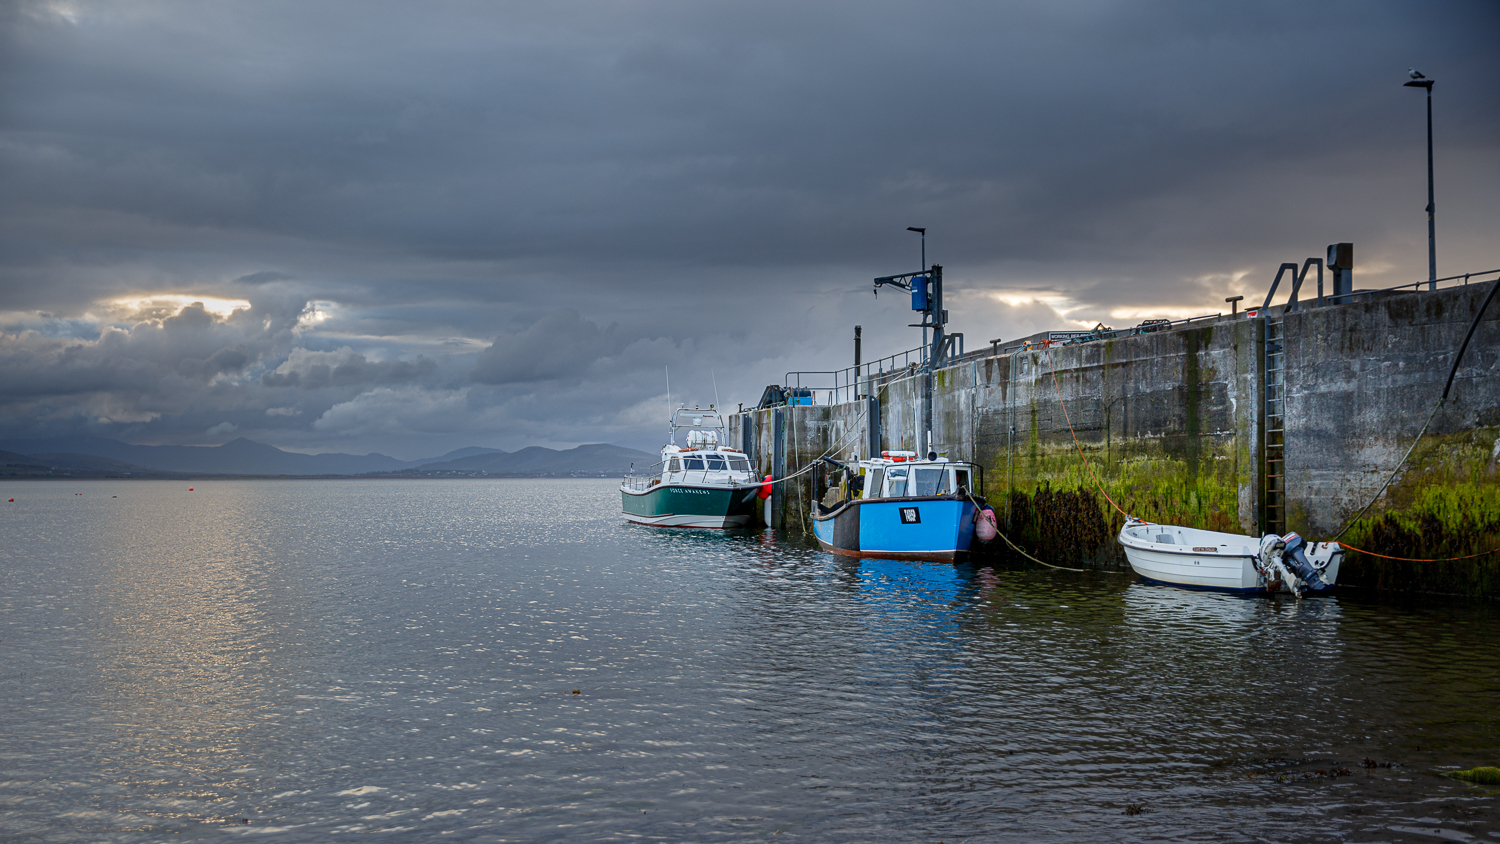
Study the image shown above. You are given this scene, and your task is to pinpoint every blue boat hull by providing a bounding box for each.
[811,497,978,562]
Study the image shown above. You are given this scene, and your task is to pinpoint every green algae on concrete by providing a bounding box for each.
[984,436,1246,569]
[1336,427,1500,598]
[971,322,1254,571]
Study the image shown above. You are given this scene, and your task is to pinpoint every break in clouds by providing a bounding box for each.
[1,0,1497,456]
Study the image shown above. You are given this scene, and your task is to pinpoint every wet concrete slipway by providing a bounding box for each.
[1,479,1497,842]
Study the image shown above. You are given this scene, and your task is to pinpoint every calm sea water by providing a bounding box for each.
[1,479,1497,843]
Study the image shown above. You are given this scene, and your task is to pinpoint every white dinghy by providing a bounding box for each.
[1118,518,1343,595]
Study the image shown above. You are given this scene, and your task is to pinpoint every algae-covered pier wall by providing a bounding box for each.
[731,281,1500,597]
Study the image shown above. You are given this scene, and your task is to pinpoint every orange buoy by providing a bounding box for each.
[757,474,772,500]
[188,487,194,491]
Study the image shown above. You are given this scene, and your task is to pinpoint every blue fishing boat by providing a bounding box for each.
[810,452,983,562]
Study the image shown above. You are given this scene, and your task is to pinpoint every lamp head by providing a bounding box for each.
[906,227,925,234]
[1403,69,1433,89]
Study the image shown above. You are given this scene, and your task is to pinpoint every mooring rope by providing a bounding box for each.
[1334,541,1499,563]
[1330,396,1443,542]
[992,524,1089,572]
[763,382,890,488]
[1332,276,1500,547]
[1044,346,1132,519]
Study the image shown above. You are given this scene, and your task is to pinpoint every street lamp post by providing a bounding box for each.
[1404,70,1436,290]
[906,226,926,272]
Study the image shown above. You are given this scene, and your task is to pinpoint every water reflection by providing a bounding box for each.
[1,480,1496,843]
[88,483,298,830]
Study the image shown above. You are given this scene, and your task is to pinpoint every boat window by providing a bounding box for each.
[912,467,950,496]
[883,467,908,498]
[866,467,884,498]
[668,458,681,472]
[954,469,970,493]
[728,456,751,471]
[684,457,705,470]
[706,456,727,470]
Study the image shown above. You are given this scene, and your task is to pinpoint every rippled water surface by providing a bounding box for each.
[2,479,1497,842]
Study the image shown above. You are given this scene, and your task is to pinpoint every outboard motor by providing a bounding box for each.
[1255,534,1287,590]
[1280,533,1332,592]
[1257,534,1284,566]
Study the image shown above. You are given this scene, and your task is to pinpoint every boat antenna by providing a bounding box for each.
[711,368,721,412]
[665,365,672,440]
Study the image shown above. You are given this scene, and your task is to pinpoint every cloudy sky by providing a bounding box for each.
[2,0,1497,458]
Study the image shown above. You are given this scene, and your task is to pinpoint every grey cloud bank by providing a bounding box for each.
[2,0,1497,457]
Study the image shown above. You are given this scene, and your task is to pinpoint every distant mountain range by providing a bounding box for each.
[0,436,655,478]
[0,449,178,479]
[379,443,655,477]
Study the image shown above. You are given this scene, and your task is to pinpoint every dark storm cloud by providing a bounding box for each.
[260,348,437,390]
[1,0,1497,455]
[470,310,617,385]
[0,301,292,399]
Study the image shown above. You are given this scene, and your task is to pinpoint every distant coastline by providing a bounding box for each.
[0,438,653,481]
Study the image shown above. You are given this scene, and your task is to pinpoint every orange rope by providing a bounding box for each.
[1044,347,1130,518]
[1336,541,1500,562]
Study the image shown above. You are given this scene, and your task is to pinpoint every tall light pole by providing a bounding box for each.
[1404,69,1436,290]
[906,226,926,272]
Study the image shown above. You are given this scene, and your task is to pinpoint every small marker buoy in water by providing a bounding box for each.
[7,498,12,502]
[188,487,194,491]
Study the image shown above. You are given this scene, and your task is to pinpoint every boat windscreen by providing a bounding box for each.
[684,457,705,470]
[883,467,908,497]
[706,456,726,470]
[728,457,751,471]
[911,467,952,496]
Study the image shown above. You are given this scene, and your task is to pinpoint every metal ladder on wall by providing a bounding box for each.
[1264,318,1286,534]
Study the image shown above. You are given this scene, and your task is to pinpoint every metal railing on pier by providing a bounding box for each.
[773,266,1500,409]
[783,344,927,406]
[1322,268,1499,306]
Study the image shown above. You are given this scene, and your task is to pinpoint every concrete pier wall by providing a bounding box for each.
[1280,284,1500,595]
[957,317,1263,569]
[732,281,1500,597]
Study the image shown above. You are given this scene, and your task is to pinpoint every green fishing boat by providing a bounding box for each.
[621,405,762,528]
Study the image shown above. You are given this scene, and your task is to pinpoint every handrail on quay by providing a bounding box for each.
[1322,267,1499,305]
[783,345,927,407]
[770,266,1499,409]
